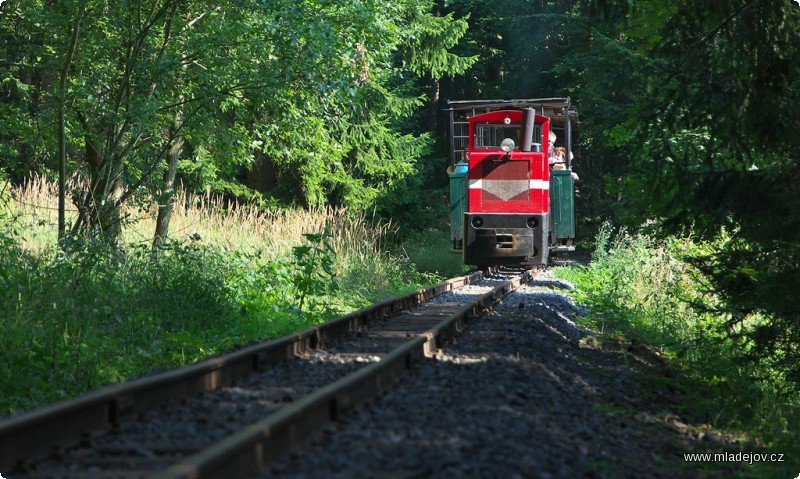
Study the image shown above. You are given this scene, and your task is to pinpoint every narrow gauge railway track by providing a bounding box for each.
[1,270,532,479]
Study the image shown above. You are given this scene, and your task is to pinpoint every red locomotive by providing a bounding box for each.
[448,98,577,267]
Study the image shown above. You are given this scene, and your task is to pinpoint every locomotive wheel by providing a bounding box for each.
[479,265,494,276]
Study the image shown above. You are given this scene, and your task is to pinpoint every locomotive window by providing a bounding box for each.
[474,124,521,150]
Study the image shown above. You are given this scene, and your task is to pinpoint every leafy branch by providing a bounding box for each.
[291,231,338,314]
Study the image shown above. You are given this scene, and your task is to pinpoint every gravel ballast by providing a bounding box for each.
[265,272,727,479]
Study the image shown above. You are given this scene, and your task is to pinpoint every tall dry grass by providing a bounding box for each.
[4,175,397,264]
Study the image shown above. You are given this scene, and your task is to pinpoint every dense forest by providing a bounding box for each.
[2,0,799,452]
[438,0,800,386]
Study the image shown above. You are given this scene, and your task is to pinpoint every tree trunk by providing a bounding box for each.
[57,2,86,241]
[424,78,441,133]
[153,106,185,247]
[86,159,124,241]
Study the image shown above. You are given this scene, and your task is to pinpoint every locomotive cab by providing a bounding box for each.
[447,98,578,267]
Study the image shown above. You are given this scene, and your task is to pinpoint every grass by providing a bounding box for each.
[11,175,392,258]
[401,228,470,279]
[554,223,800,478]
[0,176,447,415]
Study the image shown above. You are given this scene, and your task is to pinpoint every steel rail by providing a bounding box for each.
[152,271,529,479]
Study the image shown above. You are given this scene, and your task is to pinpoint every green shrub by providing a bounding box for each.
[0,237,320,413]
[556,224,800,477]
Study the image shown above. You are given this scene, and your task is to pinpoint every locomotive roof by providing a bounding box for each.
[446,98,578,124]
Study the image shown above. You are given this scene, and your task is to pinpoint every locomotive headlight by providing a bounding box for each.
[471,216,484,228]
[500,138,515,153]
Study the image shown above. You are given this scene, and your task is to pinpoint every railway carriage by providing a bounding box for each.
[447,98,578,267]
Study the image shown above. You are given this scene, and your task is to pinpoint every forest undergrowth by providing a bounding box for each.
[555,224,799,478]
[0,177,456,415]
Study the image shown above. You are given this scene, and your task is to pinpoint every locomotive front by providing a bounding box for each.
[463,108,550,266]
[448,98,577,268]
